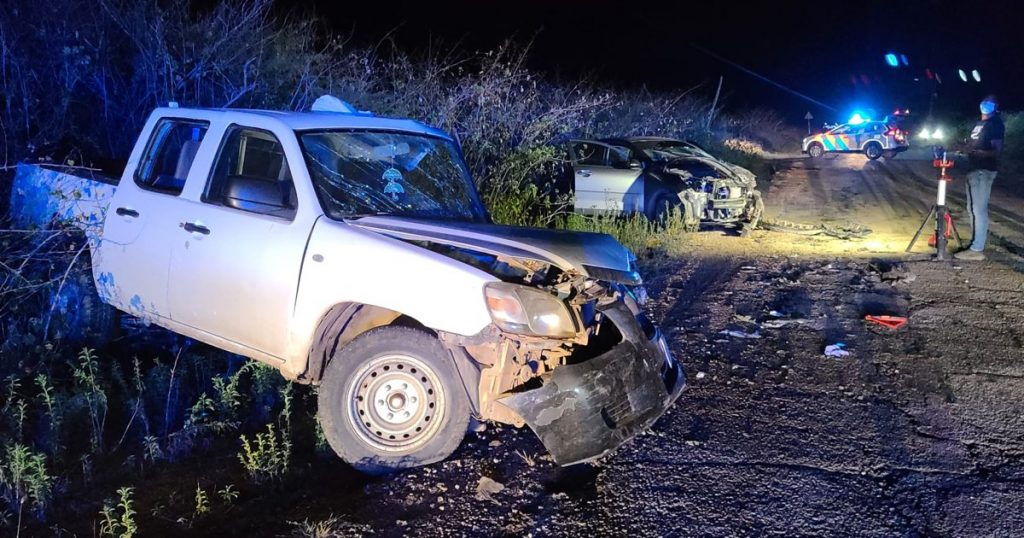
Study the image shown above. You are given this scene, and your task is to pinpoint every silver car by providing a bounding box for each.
[568,137,763,232]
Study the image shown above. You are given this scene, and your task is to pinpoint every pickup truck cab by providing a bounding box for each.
[11,99,685,473]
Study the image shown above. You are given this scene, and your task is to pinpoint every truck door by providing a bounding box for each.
[95,118,210,321]
[570,141,643,214]
[167,125,306,358]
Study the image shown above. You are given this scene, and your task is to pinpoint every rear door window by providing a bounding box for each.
[135,119,209,195]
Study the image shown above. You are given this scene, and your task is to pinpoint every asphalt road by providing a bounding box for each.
[266,253,1023,537]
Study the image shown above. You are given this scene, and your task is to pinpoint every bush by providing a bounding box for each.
[238,423,291,483]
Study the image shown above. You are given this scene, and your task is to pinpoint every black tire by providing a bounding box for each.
[882,150,898,160]
[864,142,883,160]
[807,143,825,158]
[648,192,682,229]
[318,326,470,475]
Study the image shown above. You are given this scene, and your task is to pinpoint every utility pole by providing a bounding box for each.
[707,76,723,130]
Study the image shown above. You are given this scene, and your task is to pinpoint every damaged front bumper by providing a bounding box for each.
[497,302,685,465]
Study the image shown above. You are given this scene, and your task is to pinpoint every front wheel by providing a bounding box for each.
[318,326,470,474]
[864,143,883,160]
[649,192,681,228]
[807,143,825,158]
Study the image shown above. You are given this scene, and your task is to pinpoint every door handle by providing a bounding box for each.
[115,207,139,218]
[181,222,211,235]
[577,169,592,177]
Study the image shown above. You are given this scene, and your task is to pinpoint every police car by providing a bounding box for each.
[803,115,909,160]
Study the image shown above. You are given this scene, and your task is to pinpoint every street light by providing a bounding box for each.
[958,69,968,82]
[972,69,981,82]
[885,53,899,67]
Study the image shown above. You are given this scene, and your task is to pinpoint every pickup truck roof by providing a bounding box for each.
[151,106,452,140]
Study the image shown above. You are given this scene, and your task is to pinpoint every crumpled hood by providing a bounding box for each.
[347,216,641,284]
[661,157,756,188]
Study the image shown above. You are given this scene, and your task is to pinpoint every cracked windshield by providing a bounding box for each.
[301,131,487,222]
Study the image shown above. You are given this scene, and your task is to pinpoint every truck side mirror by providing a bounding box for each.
[223,175,295,219]
[628,159,643,170]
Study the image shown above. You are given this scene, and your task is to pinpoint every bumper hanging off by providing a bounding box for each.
[498,303,685,465]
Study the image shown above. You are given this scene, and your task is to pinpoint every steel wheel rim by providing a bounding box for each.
[347,354,445,452]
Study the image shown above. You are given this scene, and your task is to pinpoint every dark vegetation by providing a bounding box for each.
[0,1,800,535]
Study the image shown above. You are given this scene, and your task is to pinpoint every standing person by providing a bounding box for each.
[955,95,1004,260]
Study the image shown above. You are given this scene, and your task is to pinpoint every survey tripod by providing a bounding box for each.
[906,148,963,260]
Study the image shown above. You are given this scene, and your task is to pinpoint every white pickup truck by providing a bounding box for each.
[10,100,685,473]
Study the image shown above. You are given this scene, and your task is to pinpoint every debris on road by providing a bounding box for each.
[824,343,850,358]
[475,476,505,503]
[865,315,907,330]
[762,318,816,329]
[760,218,872,239]
[720,329,762,339]
[869,261,917,285]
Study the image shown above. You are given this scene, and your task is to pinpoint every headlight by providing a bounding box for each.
[918,129,931,140]
[484,282,578,338]
[932,128,944,140]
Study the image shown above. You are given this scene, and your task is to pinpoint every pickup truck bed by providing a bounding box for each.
[9,163,118,242]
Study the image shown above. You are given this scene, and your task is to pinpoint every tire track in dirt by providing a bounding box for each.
[866,161,933,219]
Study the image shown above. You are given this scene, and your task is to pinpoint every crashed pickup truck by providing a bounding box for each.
[10,98,685,474]
[568,137,763,233]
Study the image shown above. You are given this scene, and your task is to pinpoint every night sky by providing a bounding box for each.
[296,0,1018,125]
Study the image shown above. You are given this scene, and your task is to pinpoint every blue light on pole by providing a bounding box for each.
[885,53,899,67]
[900,54,909,66]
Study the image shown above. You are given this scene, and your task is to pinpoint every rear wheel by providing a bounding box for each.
[807,143,825,158]
[864,142,883,160]
[318,326,470,475]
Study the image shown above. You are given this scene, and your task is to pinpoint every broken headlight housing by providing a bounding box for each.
[484,282,578,338]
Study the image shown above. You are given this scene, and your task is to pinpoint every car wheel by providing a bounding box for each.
[807,143,824,158]
[864,143,883,160]
[648,192,682,229]
[318,326,470,475]
[882,150,897,159]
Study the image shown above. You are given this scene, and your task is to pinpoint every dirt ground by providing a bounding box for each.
[35,152,1024,537]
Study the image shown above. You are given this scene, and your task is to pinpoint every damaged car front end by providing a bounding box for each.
[669,158,764,231]
[350,217,686,465]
